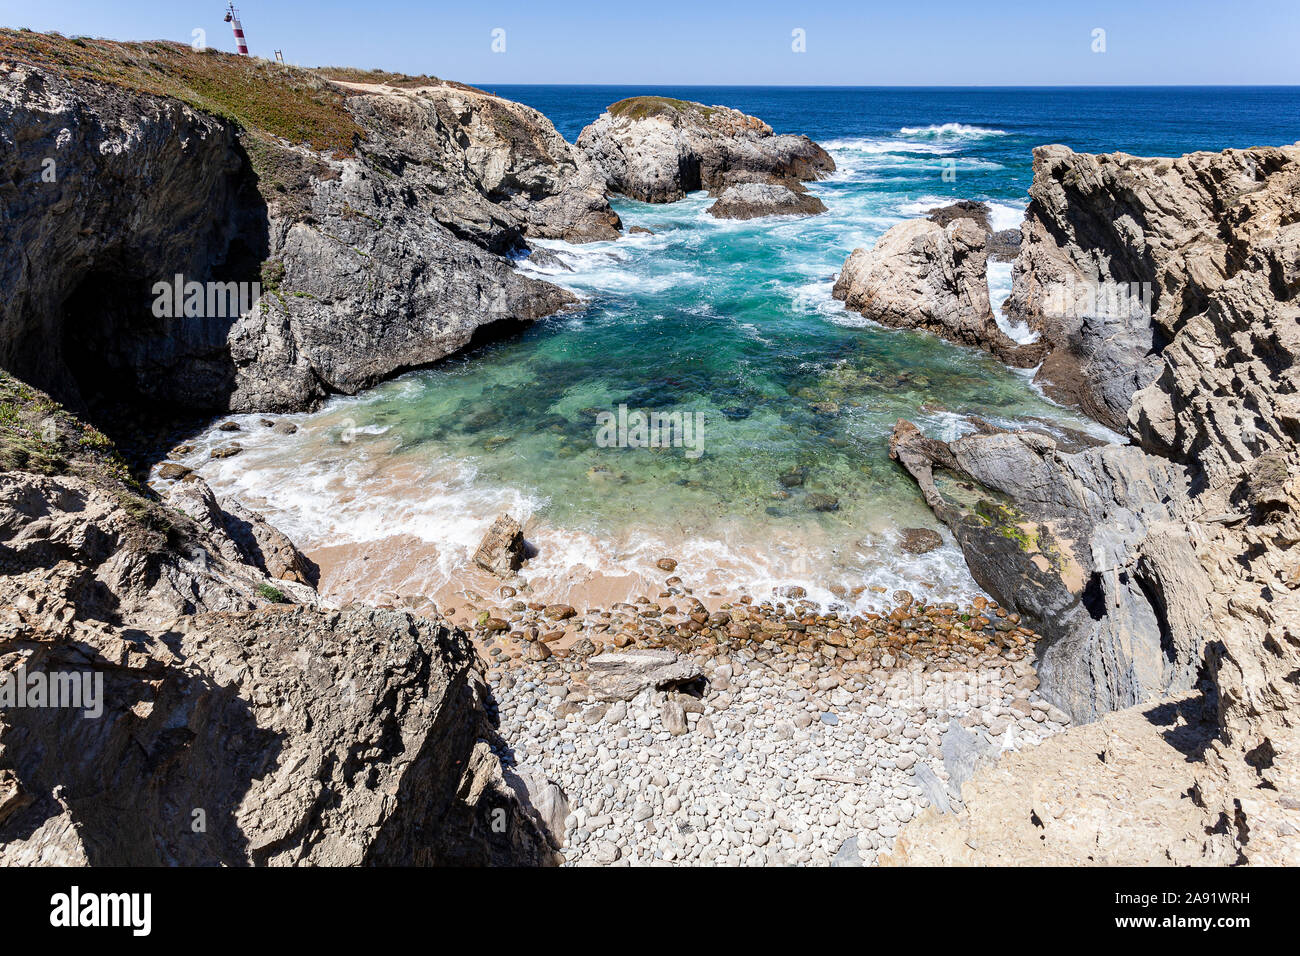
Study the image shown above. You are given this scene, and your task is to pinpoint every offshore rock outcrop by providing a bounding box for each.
[0,375,557,865]
[833,218,1045,367]
[577,96,834,203]
[0,41,614,417]
[888,143,1300,865]
[707,181,826,220]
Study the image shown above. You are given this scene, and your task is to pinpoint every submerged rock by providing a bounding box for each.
[899,528,943,554]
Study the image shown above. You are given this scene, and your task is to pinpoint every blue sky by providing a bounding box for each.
[2,0,1297,85]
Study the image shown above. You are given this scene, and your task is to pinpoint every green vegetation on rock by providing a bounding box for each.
[0,29,364,157]
[0,371,176,541]
[607,96,718,122]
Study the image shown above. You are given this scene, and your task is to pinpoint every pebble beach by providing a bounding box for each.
[469,574,1072,865]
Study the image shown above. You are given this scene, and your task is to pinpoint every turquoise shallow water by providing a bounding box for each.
[175,87,1299,610]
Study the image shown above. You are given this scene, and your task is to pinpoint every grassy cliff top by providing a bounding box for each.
[607,96,723,122]
[0,28,368,156]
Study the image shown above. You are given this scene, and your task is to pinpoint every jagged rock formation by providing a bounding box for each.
[338,80,620,249]
[889,418,1204,721]
[165,474,320,587]
[707,181,826,220]
[0,36,615,417]
[1007,143,1299,432]
[925,200,1020,261]
[888,143,1300,865]
[577,96,834,203]
[833,218,1045,367]
[0,375,557,865]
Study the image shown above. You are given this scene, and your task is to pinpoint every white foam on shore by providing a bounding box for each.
[168,405,986,617]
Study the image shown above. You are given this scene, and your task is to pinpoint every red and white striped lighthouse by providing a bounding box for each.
[223,3,249,55]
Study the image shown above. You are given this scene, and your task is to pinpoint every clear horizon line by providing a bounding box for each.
[469,82,1300,90]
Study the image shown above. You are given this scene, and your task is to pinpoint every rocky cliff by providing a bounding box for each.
[886,143,1300,865]
[0,372,557,865]
[1007,144,1299,433]
[833,218,1045,367]
[577,96,834,203]
[0,34,571,866]
[0,33,616,418]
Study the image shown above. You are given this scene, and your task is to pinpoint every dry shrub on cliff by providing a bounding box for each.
[0,372,176,546]
[0,29,363,157]
[608,96,719,122]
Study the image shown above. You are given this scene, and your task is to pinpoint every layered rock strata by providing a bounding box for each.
[0,375,557,866]
[833,218,1045,367]
[886,143,1300,865]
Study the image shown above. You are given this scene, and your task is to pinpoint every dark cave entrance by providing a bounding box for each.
[57,258,242,458]
[60,263,168,410]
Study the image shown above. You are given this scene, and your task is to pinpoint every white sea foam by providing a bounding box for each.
[898,123,1009,139]
[894,195,955,217]
[986,200,1026,232]
[823,135,956,156]
[986,260,1017,323]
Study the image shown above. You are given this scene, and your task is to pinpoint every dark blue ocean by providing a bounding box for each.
[492,84,1299,179]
